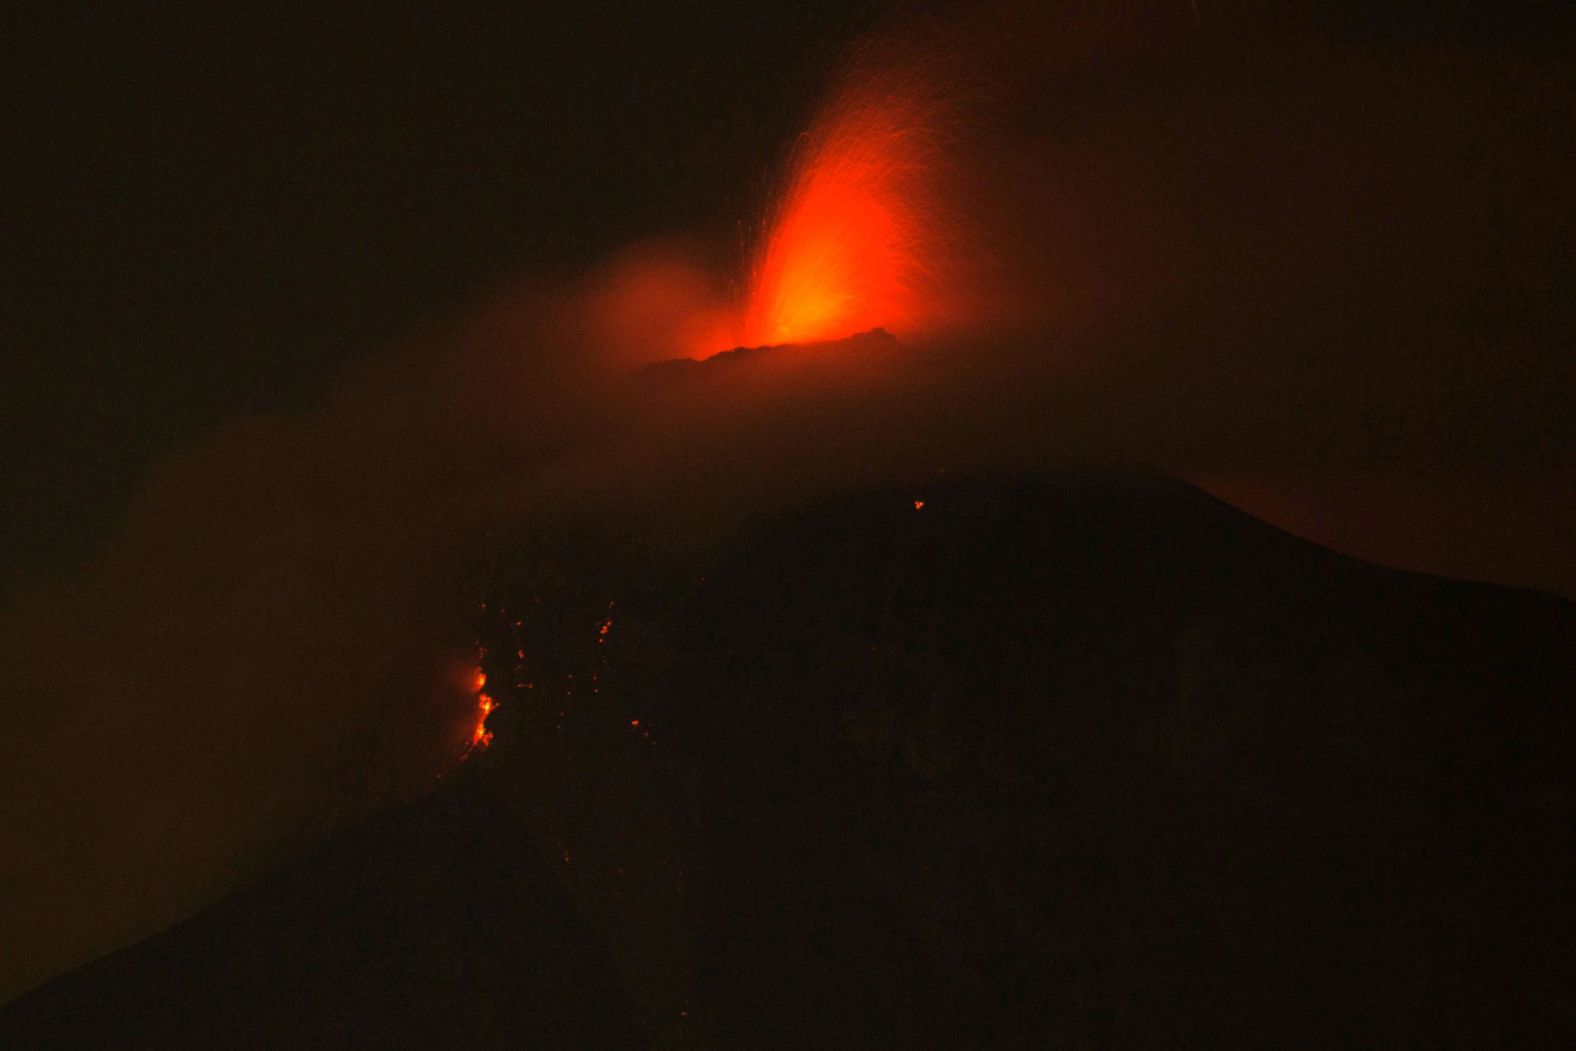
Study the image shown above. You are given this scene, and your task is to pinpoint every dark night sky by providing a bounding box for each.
[6,1,1573,589]
[2,0,894,584]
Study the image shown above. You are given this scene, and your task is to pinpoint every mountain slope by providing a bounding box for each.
[4,472,1571,1047]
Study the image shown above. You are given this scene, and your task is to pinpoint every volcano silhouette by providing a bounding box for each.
[4,349,1572,1047]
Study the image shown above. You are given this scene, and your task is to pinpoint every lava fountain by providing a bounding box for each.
[731,58,968,351]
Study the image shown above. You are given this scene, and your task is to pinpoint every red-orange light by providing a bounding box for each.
[459,661,497,759]
[734,65,955,350]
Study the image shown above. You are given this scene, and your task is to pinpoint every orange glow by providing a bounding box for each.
[469,690,495,751]
[913,499,925,510]
[733,64,959,349]
[583,242,738,367]
[461,663,495,756]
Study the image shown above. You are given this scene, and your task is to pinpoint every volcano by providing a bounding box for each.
[3,445,1571,1046]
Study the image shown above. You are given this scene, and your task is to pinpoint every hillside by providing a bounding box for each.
[4,472,1571,1047]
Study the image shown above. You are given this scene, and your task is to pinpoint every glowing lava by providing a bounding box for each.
[467,666,494,754]
[736,64,957,349]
